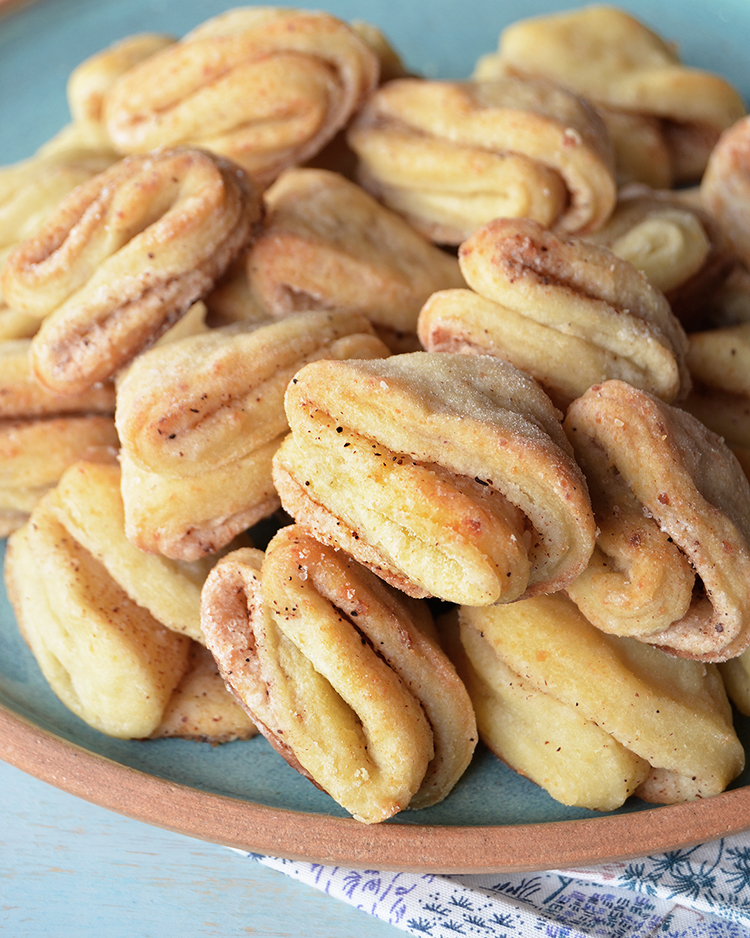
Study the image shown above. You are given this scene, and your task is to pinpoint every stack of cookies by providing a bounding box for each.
[3,4,750,823]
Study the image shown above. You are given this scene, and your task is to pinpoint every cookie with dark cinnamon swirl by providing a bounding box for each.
[273,352,596,606]
[418,218,690,409]
[2,147,262,395]
[101,8,378,187]
[565,379,750,662]
[200,525,476,823]
[116,310,389,560]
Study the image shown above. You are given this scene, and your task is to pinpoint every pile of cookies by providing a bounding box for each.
[2,4,750,823]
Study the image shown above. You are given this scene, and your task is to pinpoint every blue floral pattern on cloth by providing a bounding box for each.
[237,830,750,938]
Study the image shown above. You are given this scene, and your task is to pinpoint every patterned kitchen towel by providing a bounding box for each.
[238,830,750,937]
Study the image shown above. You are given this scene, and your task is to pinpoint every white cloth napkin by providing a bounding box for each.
[239,829,750,937]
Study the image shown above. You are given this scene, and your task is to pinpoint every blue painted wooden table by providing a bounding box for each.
[0,758,402,937]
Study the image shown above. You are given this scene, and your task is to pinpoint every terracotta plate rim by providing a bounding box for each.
[2,702,749,874]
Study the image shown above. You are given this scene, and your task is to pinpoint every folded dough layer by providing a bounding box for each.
[2,147,262,395]
[245,167,464,342]
[565,379,750,661]
[451,595,744,810]
[418,218,690,408]
[200,526,476,823]
[346,76,616,244]
[273,352,596,605]
[115,310,389,560]
[101,8,378,187]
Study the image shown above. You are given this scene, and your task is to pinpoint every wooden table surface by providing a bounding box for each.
[0,758,402,937]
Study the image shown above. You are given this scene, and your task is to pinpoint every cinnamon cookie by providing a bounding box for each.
[565,379,750,661]
[476,6,745,186]
[116,310,389,560]
[346,75,616,244]
[5,482,192,738]
[200,526,476,822]
[102,8,378,187]
[418,218,690,408]
[3,147,262,395]
[245,167,464,349]
[451,595,743,810]
[273,352,596,605]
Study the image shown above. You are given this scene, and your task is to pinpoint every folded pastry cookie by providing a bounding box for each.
[245,168,464,350]
[273,352,596,606]
[115,310,390,560]
[346,75,616,245]
[200,526,477,823]
[5,485,192,738]
[0,124,117,340]
[101,8,378,187]
[6,458,253,740]
[418,218,690,408]
[564,380,750,662]
[2,147,262,395]
[450,595,744,810]
[475,5,745,187]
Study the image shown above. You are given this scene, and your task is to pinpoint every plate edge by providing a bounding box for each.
[2,701,749,873]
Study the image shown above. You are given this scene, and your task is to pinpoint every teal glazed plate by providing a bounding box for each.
[2,0,750,874]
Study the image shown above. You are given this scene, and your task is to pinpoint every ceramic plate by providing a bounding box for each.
[2,0,750,874]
